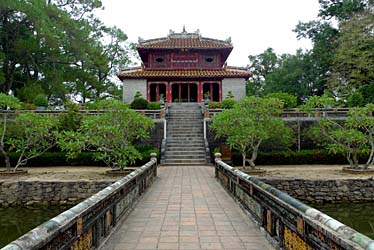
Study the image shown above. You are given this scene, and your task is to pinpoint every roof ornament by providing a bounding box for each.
[138,37,144,43]
[182,25,186,33]
[226,37,232,44]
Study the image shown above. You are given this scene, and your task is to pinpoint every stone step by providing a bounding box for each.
[166,147,205,151]
[167,130,203,133]
[168,120,202,123]
[167,133,203,137]
[167,139,204,142]
[163,159,207,164]
[166,143,205,147]
[168,125,202,128]
[167,137,203,140]
[166,151,205,155]
[168,114,202,117]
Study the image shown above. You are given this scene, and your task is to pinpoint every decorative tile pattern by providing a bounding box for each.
[102,166,274,250]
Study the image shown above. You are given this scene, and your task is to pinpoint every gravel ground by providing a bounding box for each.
[1,165,373,181]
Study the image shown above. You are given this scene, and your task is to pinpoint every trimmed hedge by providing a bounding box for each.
[1,147,160,167]
[229,150,370,166]
[130,98,148,109]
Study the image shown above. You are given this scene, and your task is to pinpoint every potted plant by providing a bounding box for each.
[204,91,211,105]
[159,94,165,105]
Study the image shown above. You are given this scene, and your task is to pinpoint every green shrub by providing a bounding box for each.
[33,94,48,107]
[147,102,161,110]
[220,98,236,109]
[265,92,297,108]
[347,92,365,107]
[58,102,82,132]
[21,102,37,110]
[1,146,160,167]
[208,101,221,109]
[130,98,148,109]
[226,91,235,99]
[230,149,369,166]
[134,91,143,99]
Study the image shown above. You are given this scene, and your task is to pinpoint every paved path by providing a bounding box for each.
[102,166,274,250]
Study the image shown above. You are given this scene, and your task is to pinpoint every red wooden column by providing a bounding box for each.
[219,81,222,102]
[188,83,190,103]
[198,82,202,102]
[167,82,171,103]
[146,82,150,101]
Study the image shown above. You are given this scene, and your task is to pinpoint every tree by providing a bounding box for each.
[210,97,292,168]
[264,51,323,102]
[0,93,21,169]
[0,0,133,103]
[58,99,154,169]
[7,113,58,170]
[303,95,374,169]
[294,0,372,99]
[265,92,297,108]
[247,48,278,96]
[247,49,323,102]
[328,11,374,97]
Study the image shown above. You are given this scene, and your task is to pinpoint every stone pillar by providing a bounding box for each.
[214,153,222,178]
[215,153,222,162]
[150,153,158,177]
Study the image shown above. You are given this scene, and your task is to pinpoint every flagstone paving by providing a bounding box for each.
[102,165,275,250]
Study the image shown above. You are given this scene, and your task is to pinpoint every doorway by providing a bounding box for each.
[171,83,198,102]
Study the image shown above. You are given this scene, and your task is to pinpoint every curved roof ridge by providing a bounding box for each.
[137,29,232,49]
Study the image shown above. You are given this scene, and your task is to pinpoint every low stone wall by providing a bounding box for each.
[261,178,374,203]
[0,181,112,207]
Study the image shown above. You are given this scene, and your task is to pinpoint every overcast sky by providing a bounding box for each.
[96,0,320,67]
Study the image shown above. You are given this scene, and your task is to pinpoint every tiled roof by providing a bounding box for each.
[117,68,250,80]
[137,31,232,49]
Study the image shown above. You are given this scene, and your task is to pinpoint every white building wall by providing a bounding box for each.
[222,78,246,100]
[122,79,147,103]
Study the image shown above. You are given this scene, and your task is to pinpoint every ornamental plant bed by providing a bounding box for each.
[0,169,28,176]
[342,167,374,175]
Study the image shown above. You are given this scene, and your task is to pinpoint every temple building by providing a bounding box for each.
[118,29,250,103]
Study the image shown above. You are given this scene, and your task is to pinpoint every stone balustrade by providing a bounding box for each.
[1,153,158,250]
[205,107,351,119]
[214,153,374,250]
[0,108,166,119]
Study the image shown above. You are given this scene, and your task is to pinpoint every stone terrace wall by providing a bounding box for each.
[0,181,112,207]
[2,178,373,207]
[261,178,374,203]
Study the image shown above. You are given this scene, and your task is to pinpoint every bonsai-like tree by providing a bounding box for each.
[58,99,154,170]
[0,94,57,171]
[8,113,58,170]
[211,96,292,168]
[303,95,374,169]
[0,94,21,170]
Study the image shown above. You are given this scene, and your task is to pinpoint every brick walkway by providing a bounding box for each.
[102,166,274,250]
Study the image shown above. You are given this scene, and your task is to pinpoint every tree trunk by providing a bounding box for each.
[0,146,11,171]
[1,114,11,170]
[352,151,359,169]
[247,148,258,170]
[242,152,246,167]
[365,141,374,168]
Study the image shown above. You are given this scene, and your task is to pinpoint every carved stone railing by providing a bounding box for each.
[0,108,166,119]
[214,153,374,250]
[1,153,158,250]
[205,108,351,119]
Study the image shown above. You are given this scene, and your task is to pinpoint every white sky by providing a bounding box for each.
[96,0,320,67]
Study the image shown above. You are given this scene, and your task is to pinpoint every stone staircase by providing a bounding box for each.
[162,103,209,165]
